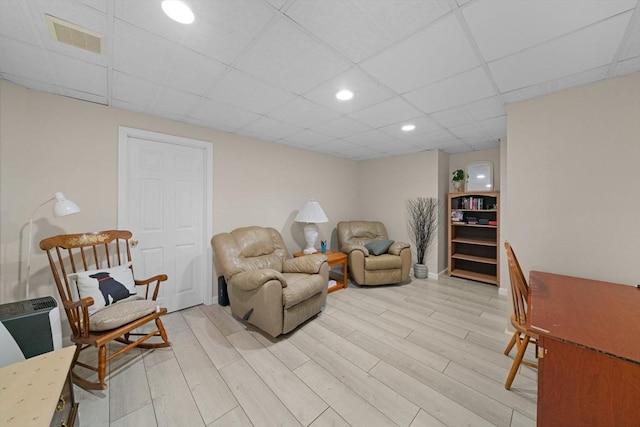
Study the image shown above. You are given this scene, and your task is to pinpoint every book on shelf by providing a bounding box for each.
[461,197,485,210]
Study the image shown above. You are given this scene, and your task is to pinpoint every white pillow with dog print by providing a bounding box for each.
[69,264,137,315]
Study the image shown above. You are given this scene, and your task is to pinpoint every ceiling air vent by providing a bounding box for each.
[46,14,102,54]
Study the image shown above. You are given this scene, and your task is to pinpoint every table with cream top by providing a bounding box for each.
[0,345,78,427]
[293,249,348,293]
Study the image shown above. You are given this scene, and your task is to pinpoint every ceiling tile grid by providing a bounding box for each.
[0,0,638,161]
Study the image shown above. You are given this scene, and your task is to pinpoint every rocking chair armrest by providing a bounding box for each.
[63,297,94,338]
[134,274,168,286]
[134,274,168,301]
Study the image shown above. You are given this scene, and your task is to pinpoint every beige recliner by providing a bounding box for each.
[337,220,411,286]
[211,226,329,337]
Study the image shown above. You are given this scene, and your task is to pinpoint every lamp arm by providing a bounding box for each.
[25,197,55,299]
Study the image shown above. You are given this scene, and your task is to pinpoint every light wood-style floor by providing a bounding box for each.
[73,275,538,427]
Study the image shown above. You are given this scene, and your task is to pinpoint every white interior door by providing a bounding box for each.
[118,127,213,312]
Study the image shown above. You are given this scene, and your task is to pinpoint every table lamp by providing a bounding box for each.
[25,192,81,299]
[295,199,328,254]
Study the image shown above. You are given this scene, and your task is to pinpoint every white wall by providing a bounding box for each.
[506,73,640,286]
[357,150,441,276]
[0,81,360,303]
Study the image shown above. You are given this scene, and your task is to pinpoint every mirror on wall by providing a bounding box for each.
[466,161,493,191]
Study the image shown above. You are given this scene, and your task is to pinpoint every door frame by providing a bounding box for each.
[117,126,214,306]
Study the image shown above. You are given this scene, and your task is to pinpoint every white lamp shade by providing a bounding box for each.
[52,192,81,217]
[294,199,329,223]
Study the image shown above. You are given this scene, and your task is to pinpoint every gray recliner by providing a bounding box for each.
[337,220,411,286]
[211,226,328,337]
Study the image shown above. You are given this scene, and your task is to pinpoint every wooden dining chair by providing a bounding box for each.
[503,241,538,390]
[40,230,171,390]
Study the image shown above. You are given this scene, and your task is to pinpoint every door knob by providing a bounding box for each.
[130,239,139,247]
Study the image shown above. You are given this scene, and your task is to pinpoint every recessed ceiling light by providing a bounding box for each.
[162,0,194,24]
[336,89,354,101]
[477,174,486,179]
[401,124,415,132]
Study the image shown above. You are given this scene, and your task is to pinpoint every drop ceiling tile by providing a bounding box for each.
[611,55,640,76]
[188,98,261,130]
[490,12,633,93]
[0,1,38,45]
[360,14,479,93]
[440,142,474,154]
[449,116,506,141]
[184,116,238,134]
[333,145,380,160]
[449,123,484,142]
[501,65,609,104]
[620,13,639,60]
[380,115,444,137]
[343,129,398,146]
[0,72,60,94]
[468,140,501,151]
[348,96,422,128]
[430,96,505,128]
[367,139,419,154]
[302,67,396,114]
[111,99,151,115]
[310,116,373,138]
[267,97,341,128]
[361,0,452,42]
[152,87,201,117]
[61,87,107,104]
[113,20,179,83]
[0,37,56,84]
[241,116,304,141]
[114,0,187,43]
[205,69,296,115]
[234,17,351,94]
[313,139,362,154]
[79,0,107,14]
[265,0,288,10]
[51,52,107,96]
[406,129,458,148]
[148,109,185,123]
[463,0,638,61]
[285,1,394,63]
[164,48,227,95]
[476,116,507,138]
[183,0,276,64]
[403,67,496,113]
[112,71,159,108]
[282,130,335,147]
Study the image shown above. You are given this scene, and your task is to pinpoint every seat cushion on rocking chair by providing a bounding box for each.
[90,298,158,332]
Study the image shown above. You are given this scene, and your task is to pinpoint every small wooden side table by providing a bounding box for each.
[293,249,348,293]
[0,346,78,427]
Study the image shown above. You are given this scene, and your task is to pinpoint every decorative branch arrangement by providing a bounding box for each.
[406,197,440,265]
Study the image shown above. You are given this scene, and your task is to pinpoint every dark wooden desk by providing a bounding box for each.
[527,271,640,426]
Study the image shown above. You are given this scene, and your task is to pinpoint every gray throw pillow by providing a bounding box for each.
[364,239,394,256]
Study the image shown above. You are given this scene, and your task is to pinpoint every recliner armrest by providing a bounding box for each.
[229,269,287,291]
[388,241,410,255]
[283,254,327,274]
[341,243,370,256]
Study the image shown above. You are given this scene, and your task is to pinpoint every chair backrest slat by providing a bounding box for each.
[504,242,529,327]
[40,230,133,306]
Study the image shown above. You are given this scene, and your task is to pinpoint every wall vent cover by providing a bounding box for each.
[46,14,102,54]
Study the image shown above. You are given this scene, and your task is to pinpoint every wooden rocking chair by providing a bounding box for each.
[503,241,538,390]
[40,230,171,390]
